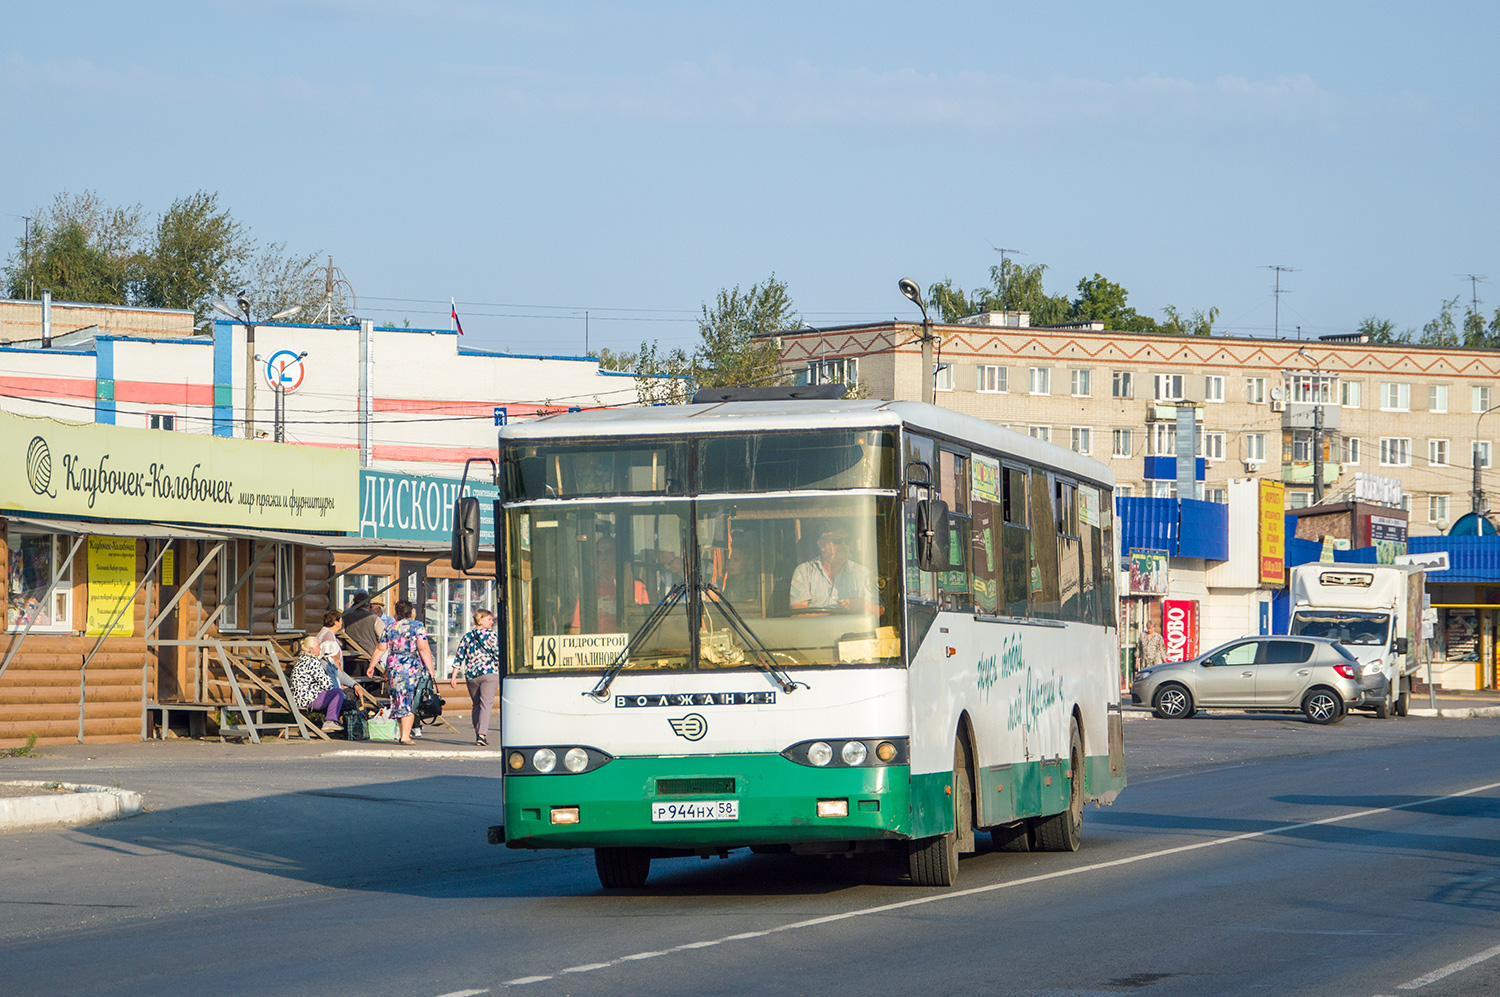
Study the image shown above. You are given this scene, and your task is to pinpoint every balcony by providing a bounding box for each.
[1282,461,1342,485]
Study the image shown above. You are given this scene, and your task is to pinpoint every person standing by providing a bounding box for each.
[449,609,501,747]
[341,591,386,677]
[384,600,434,745]
[1137,621,1167,673]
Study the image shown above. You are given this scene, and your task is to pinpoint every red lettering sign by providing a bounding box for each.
[1162,599,1198,661]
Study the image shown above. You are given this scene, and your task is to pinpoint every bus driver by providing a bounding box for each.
[789,529,880,614]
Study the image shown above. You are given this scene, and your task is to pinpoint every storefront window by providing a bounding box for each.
[275,544,296,631]
[336,574,391,612]
[7,532,74,632]
[421,578,497,678]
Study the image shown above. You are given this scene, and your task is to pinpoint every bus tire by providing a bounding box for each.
[990,821,1033,852]
[908,739,967,887]
[1033,721,1084,853]
[594,847,651,889]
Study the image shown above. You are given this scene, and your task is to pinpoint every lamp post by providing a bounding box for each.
[211,295,302,440]
[898,278,936,406]
[1472,403,1500,514]
[270,350,308,443]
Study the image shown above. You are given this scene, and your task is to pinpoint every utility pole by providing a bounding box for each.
[1263,265,1298,339]
[898,278,937,405]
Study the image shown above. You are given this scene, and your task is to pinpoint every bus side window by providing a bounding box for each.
[1078,485,1101,626]
[969,454,1001,616]
[938,450,971,612]
[1001,465,1031,616]
[1099,488,1116,623]
[1055,479,1082,621]
[1029,471,1062,618]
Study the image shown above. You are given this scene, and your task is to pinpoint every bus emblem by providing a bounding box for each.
[667,714,708,741]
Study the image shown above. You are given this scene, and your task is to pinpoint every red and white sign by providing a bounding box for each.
[1163,599,1199,661]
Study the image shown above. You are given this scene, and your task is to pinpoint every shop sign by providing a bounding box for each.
[358,470,499,544]
[1128,549,1169,596]
[1369,515,1407,544]
[1163,598,1198,661]
[0,411,357,531]
[1258,480,1286,586]
[86,536,135,636]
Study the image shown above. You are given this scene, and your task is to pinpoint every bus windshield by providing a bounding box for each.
[507,493,903,675]
[1290,611,1390,646]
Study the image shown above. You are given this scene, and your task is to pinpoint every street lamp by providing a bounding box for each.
[211,296,303,440]
[1472,403,1500,514]
[898,278,937,406]
[269,351,308,443]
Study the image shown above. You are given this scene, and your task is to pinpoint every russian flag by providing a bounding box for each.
[451,298,465,336]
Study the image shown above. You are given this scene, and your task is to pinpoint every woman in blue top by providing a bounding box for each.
[383,599,434,745]
[449,609,501,746]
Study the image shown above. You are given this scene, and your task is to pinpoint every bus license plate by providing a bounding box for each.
[650,800,739,822]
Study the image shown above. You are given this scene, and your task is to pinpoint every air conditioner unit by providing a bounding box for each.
[1243,459,1263,471]
[1270,399,1286,412]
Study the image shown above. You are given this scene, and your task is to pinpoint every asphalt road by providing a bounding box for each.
[2,713,1499,997]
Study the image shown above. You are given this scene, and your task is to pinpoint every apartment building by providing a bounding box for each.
[777,314,1500,537]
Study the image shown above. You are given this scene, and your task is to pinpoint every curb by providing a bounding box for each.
[0,781,144,832]
[326,749,497,760]
[1405,706,1500,718]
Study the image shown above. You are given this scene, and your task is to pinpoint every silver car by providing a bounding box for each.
[1130,636,1367,725]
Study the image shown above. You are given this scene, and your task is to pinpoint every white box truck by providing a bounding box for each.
[1287,563,1425,717]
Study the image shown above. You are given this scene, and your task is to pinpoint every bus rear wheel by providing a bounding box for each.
[595,847,651,889]
[1032,720,1084,853]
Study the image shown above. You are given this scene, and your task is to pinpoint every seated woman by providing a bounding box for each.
[290,636,344,728]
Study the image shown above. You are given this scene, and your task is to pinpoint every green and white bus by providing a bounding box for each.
[454,395,1125,888]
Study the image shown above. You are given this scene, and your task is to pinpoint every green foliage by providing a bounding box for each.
[692,275,796,391]
[989,259,1071,324]
[1,732,40,757]
[1358,316,1406,343]
[1071,273,1159,332]
[1160,304,1219,337]
[631,340,693,405]
[927,277,982,323]
[590,347,638,372]
[5,189,324,325]
[1421,297,1461,347]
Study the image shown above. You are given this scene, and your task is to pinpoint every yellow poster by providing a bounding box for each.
[1258,480,1286,586]
[86,536,136,636]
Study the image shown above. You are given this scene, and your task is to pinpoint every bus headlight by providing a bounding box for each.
[841,740,868,766]
[782,738,908,768]
[563,747,589,773]
[533,748,557,773]
[807,741,834,767]
[505,746,614,774]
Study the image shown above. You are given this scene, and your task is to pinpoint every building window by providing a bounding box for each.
[1206,487,1227,504]
[805,358,858,386]
[1245,433,1266,462]
[1116,484,1134,498]
[1474,386,1492,413]
[1380,437,1411,466]
[1381,382,1411,412]
[1344,437,1361,465]
[1429,385,1449,413]
[1429,439,1449,467]
[274,543,297,631]
[1150,481,1177,499]
[1401,495,1411,512]
[1204,375,1224,402]
[1428,494,1449,524]
[1475,440,1492,470]
[1245,377,1265,404]
[1288,491,1312,509]
[1112,428,1133,458]
[1029,367,1051,395]
[5,531,74,632]
[1154,373,1185,401]
[148,413,176,431]
[1070,427,1091,454]
[1070,369,1092,397]
[1112,371,1133,399]
[935,364,954,392]
[1341,380,1362,408]
[421,577,498,678]
[1151,423,1176,456]
[1291,431,1313,463]
[219,541,242,631]
[1028,425,1051,442]
[1204,431,1225,461]
[1290,374,1335,405]
[336,574,391,613]
[977,365,1007,393]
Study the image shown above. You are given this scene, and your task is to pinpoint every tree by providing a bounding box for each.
[1160,304,1219,337]
[1071,273,1158,332]
[1419,297,1461,346]
[136,191,252,322]
[1357,316,1406,343]
[631,340,692,405]
[590,347,638,372]
[691,275,796,391]
[927,277,984,323]
[244,242,324,320]
[988,259,1070,324]
[3,190,145,302]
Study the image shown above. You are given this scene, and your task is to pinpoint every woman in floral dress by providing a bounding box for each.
[383,599,434,745]
[449,609,501,746]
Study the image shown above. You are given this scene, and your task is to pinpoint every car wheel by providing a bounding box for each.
[1153,683,1194,719]
[1396,683,1410,717]
[1302,687,1344,725]
[594,847,651,889]
[1374,687,1392,720]
[1033,721,1085,853]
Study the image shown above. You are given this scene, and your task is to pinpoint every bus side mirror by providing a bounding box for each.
[917,498,951,572]
[451,496,481,571]
[1393,637,1409,655]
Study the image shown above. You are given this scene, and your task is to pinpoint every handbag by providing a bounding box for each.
[412,673,445,725]
[342,707,368,742]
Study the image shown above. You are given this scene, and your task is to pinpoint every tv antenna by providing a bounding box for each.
[990,246,1024,304]
[1458,273,1488,316]
[311,256,358,324]
[1262,265,1298,339]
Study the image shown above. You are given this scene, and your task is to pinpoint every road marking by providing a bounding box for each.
[482,778,1500,988]
[1397,940,1500,989]
[435,990,490,996]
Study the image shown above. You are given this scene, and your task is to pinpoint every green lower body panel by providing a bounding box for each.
[505,754,911,850]
[971,752,1123,828]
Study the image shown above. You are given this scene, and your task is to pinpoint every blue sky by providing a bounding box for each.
[3,1,1498,356]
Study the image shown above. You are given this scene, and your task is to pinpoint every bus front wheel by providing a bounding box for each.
[909,738,969,887]
[595,847,651,889]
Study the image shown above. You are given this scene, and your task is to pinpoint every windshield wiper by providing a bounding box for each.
[584,582,804,700]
